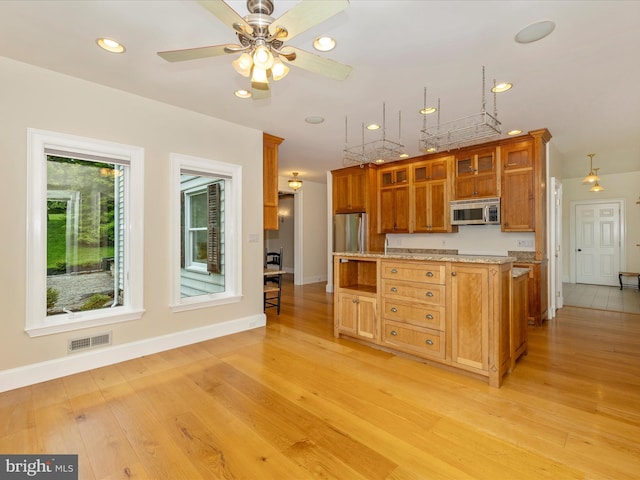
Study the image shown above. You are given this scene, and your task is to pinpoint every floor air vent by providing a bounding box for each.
[68,332,112,353]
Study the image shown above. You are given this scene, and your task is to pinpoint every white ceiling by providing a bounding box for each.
[1,0,639,183]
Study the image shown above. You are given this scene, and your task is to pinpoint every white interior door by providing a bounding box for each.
[575,202,621,286]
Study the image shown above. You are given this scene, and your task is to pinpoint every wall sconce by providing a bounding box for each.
[288,172,303,191]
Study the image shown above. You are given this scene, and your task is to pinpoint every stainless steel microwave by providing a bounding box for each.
[450,197,500,225]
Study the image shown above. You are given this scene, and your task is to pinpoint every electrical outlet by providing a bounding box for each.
[516,239,534,248]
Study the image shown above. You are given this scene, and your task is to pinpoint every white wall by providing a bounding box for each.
[0,57,265,385]
[277,176,328,284]
[388,227,536,256]
[561,171,640,281]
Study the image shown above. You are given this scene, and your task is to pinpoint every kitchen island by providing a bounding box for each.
[333,252,529,387]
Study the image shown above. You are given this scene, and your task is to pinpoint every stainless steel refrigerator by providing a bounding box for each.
[333,213,367,253]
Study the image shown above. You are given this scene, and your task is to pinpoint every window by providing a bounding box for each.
[170,153,242,311]
[26,129,144,336]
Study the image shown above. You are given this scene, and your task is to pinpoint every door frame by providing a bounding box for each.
[569,197,626,284]
[548,177,563,318]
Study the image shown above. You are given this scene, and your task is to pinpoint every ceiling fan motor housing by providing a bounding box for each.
[247,0,274,15]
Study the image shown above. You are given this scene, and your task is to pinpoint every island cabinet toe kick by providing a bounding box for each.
[334,253,522,388]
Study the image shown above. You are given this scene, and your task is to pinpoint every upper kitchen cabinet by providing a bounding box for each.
[332,164,386,252]
[332,166,368,213]
[412,156,457,233]
[454,147,498,199]
[378,164,410,233]
[263,133,283,231]
[501,140,534,231]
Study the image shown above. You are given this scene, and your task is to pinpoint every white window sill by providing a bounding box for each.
[170,293,242,313]
[26,308,145,337]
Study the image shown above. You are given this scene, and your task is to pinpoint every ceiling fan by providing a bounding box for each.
[158,0,352,99]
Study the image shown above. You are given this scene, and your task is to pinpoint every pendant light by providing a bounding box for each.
[589,168,604,192]
[288,172,303,191]
[582,153,600,184]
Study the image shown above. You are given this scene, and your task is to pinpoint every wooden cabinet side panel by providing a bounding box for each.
[451,266,489,370]
[263,133,283,231]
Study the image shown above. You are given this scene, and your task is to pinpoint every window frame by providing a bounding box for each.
[183,186,209,272]
[170,153,242,311]
[26,129,145,337]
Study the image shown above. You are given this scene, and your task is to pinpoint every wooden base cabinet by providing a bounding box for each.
[450,263,512,387]
[333,255,517,388]
[511,271,528,369]
[336,292,377,340]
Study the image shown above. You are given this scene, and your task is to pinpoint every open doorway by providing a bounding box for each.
[265,192,295,277]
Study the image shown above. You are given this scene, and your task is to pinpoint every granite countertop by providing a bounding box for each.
[333,251,517,265]
[512,267,531,278]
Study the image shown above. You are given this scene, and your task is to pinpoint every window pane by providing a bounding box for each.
[190,192,207,228]
[180,173,225,298]
[191,230,208,264]
[46,156,123,315]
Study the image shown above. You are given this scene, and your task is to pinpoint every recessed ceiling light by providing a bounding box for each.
[426,147,437,153]
[374,159,385,164]
[419,107,437,115]
[366,124,380,130]
[313,36,336,52]
[399,153,409,159]
[305,116,325,124]
[507,129,523,136]
[96,37,125,53]
[234,89,251,98]
[491,82,513,93]
[515,20,556,44]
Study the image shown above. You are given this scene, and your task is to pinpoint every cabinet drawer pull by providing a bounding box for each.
[426,291,434,297]
[426,271,434,277]
[425,339,434,346]
[390,287,398,292]
[390,268,398,274]
[390,330,398,336]
[391,307,398,313]
[426,314,434,319]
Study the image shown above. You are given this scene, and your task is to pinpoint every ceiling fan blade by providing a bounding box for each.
[281,47,351,81]
[269,0,349,40]
[158,44,230,62]
[197,0,253,36]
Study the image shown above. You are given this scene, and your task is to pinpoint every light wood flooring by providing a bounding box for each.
[2,274,639,479]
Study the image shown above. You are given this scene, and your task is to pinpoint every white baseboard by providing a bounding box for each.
[0,313,266,393]
[302,275,327,285]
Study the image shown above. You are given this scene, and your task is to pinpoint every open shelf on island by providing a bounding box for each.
[336,257,377,294]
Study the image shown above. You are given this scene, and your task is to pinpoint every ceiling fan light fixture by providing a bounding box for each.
[253,45,274,70]
[251,65,269,84]
[271,57,289,80]
[288,172,303,191]
[313,36,336,52]
[232,52,253,77]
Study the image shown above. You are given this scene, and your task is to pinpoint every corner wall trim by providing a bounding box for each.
[0,314,266,393]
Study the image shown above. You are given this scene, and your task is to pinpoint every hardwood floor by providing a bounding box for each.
[2,275,639,479]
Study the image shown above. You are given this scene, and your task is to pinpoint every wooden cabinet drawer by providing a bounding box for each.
[381,261,446,284]
[381,280,445,306]
[382,321,445,359]
[382,299,444,330]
